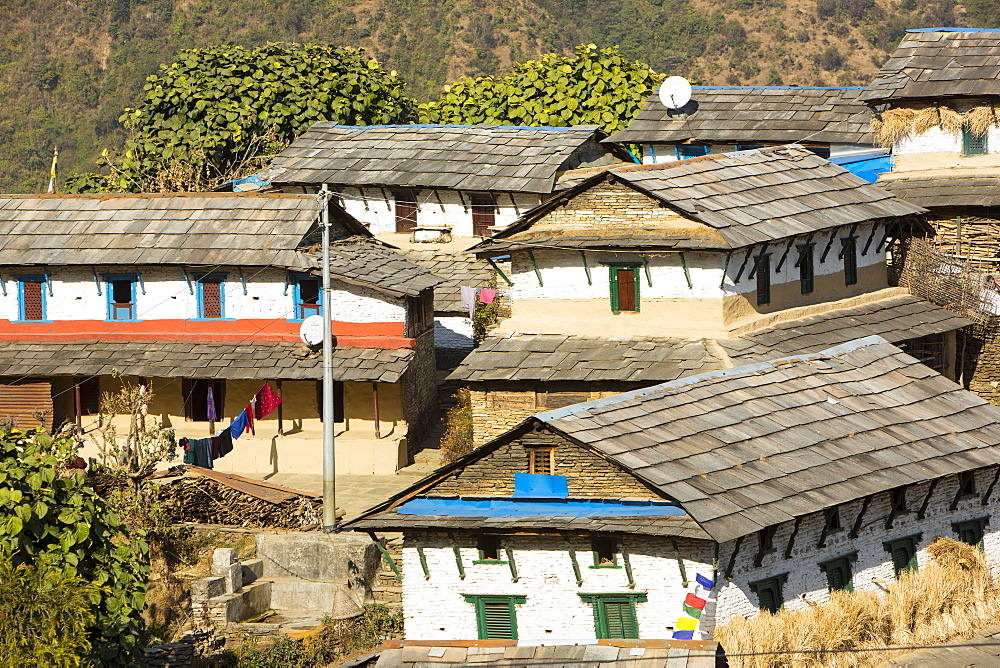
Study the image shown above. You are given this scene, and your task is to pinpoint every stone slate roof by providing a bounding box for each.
[878,171,1000,209]
[449,292,967,383]
[0,341,413,382]
[473,146,925,254]
[861,29,1000,103]
[537,336,1000,542]
[448,335,726,383]
[348,511,710,539]
[721,292,972,363]
[262,124,630,194]
[0,194,439,297]
[368,641,720,667]
[607,86,873,145]
[323,238,441,297]
[401,249,494,312]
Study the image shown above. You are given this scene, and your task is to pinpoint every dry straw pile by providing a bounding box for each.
[715,537,1000,667]
[871,104,998,147]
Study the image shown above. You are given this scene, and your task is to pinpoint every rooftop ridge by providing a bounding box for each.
[318,124,595,131]
[906,27,1000,33]
[0,192,317,200]
[536,335,889,421]
[692,85,865,90]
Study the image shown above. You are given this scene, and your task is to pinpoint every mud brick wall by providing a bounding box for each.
[433,426,661,499]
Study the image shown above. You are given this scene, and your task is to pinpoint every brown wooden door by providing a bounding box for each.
[616,269,636,311]
[394,190,418,233]
[470,194,496,236]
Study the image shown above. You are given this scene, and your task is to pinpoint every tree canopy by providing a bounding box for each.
[0,430,150,664]
[68,43,417,192]
[417,45,663,135]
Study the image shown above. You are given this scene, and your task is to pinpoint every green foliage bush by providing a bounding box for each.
[418,44,663,135]
[0,547,98,666]
[0,430,150,664]
[71,43,417,192]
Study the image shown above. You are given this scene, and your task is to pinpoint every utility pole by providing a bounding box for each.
[321,184,337,531]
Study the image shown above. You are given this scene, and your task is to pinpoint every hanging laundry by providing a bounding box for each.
[245,403,255,435]
[211,435,221,460]
[254,382,282,419]
[460,286,477,319]
[478,288,498,305]
[207,385,217,422]
[229,410,250,441]
[217,429,234,458]
[180,437,195,465]
[188,437,213,469]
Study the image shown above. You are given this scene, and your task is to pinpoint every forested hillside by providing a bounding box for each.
[1,0,997,192]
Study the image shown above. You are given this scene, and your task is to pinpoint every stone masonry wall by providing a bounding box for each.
[403,328,438,457]
[963,327,1000,407]
[401,531,715,642]
[433,425,661,500]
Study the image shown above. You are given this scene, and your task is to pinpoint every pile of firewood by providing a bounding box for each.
[156,476,323,530]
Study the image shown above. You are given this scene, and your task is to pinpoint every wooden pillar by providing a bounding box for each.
[276,380,284,436]
[372,382,381,439]
[73,380,82,430]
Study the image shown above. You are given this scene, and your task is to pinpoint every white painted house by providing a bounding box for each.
[345,336,1000,641]
[450,145,970,445]
[0,192,440,475]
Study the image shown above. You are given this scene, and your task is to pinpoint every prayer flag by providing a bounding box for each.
[254,382,282,419]
[671,630,694,640]
[675,617,698,631]
[682,604,703,619]
[684,593,707,610]
[696,573,715,590]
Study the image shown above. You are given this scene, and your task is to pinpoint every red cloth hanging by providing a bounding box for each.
[254,382,283,419]
[245,402,255,435]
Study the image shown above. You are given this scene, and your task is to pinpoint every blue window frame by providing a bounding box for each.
[194,274,227,320]
[675,144,709,159]
[291,275,322,321]
[15,275,48,322]
[104,274,138,321]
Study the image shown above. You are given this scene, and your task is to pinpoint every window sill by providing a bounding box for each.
[472,560,508,565]
[610,311,641,315]
[11,320,53,324]
[187,318,237,322]
[105,319,143,323]
[589,565,623,569]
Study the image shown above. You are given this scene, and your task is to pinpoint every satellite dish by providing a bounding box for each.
[659,76,693,110]
[299,315,325,347]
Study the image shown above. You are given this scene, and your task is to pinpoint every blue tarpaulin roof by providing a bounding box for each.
[396,496,685,518]
[513,473,568,498]
[829,152,892,184]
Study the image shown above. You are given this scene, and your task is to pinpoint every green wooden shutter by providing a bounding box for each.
[609,267,619,312]
[758,586,776,613]
[481,600,514,639]
[600,600,638,639]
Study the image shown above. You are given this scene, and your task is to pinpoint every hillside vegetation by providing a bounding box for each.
[1,0,997,192]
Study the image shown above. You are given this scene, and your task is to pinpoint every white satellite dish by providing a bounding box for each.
[658,76,693,110]
[299,314,325,346]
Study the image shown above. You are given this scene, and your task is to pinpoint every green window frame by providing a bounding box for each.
[462,594,525,639]
[953,517,989,550]
[579,593,647,639]
[819,553,857,592]
[841,236,858,286]
[797,243,815,295]
[749,573,787,613]
[962,127,988,156]
[609,265,640,313]
[591,536,621,569]
[883,534,922,577]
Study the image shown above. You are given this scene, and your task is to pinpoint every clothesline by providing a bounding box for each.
[182,382,283,469]
[459,286,498,319]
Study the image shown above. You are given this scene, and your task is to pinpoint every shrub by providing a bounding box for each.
[0,429,150,664]
[440,389,474,465]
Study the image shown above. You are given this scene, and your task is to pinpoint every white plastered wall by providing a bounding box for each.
[337,187,542,237]
[0,267,405,324]
[714,469,1000,627]
[401,533,715,642]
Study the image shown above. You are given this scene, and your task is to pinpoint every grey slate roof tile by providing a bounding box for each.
[607,87,872,144]
[263,124,628,194]
[0,341,413,382]
[862,29,1000,103]
[475,146,925,253]
[878,172,1000,208]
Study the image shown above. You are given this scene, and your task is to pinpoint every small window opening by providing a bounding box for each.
[883,534,921,577]
[798,243,815,295]
[609,266,640,313]
[756,253,771,306]
[296,278,321,319]
[749,574,787,613]
[826,507,842,532]
[819,553,856,592]
[592,536,618,567]
[892,488,908,513]
[953,518,988,549]
[842,236,858,286]
[477,535,503,562]
[109,279,135,320]
[527,447,555,475]
[960,471,978,498]
[962,127,988,156]
[470,194,497,236]
[394,189,418,233]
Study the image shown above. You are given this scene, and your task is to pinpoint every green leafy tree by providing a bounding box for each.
[0,430,150,664]
[0,547,98,666]
[417,45,664,135]
[68,43,417,193]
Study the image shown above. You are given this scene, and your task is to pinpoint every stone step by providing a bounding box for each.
[256,531,380,582]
